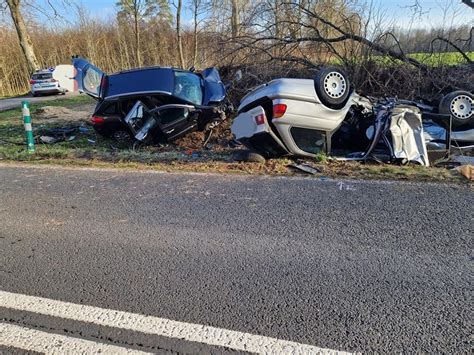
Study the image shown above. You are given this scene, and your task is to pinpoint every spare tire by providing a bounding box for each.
[438,90,473,127]
[314,67,351,109]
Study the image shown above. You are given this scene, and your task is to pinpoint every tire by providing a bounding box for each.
[314,67,351,109]
[439,91,473,128]
[231,150,266,163]
[111,129,133,145]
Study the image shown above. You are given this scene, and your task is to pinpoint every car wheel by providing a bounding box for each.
[231,150,266,163]
[112,130,133,144]
[314,67,351,109]
[32,93,38,97]
[439,91,473,127]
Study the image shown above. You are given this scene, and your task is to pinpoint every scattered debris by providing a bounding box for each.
[39,135,76,144]
[450,155,474,165]
[454,165,474,180]
[39,136,58,144]
[35,126,89,144]
[289,162,321,175]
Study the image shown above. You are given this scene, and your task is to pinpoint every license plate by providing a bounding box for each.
[41,83,54,87]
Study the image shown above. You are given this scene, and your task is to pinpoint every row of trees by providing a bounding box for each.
[0,0,472,97]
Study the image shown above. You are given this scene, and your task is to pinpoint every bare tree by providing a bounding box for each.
[116,0,170,66]
[173,0,186,68]
[4,0,39,74]
[232,1,428,69]
[210,0,244,38]
[189,0,210,67]
[230,0,239,38]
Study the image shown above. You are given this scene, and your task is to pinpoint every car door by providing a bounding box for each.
[155,105,199,141]
[124,102,197,142]
[72,57,106,100]
[52,65,75,92]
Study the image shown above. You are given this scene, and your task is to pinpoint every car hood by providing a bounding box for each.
[202,67,226,104]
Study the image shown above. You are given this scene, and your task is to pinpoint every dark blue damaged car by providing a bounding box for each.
[72,57,232,143]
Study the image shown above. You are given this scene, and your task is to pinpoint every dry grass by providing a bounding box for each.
[0,152,467,185]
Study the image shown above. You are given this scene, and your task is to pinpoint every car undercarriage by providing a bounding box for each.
[231,67,473,166]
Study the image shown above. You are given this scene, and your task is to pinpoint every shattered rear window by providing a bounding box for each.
[173,72,203,105]
[83,67,102,96]
[32,73,52,80]
[290,127,327,154]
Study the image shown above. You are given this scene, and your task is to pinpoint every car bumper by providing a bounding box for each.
[31,85,65,94]
[232,106,289,157]
[232,102,334,158]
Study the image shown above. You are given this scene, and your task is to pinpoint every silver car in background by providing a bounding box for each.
[30,69,67,96]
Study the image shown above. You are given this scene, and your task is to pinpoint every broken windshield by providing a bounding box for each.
[173,72,203,105]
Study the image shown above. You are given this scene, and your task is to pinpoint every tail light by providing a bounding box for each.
[90,115,105,125]
[255,113,265,125]
[273,104,287,118]
[30,80,36,84]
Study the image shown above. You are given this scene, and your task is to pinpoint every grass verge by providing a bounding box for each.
[0,97,469,184]
[0,140,466,183]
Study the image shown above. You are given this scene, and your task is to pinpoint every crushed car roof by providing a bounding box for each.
[105,67,174,99]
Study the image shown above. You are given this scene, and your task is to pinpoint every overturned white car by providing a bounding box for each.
[231,67,473,166]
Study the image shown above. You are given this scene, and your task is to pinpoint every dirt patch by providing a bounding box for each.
[174,120,234,151]
[34,106,73,118]
[33,102,94,123]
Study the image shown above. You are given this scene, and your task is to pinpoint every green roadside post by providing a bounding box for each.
[22,101,35,153]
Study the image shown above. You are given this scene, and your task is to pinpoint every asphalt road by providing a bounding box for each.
[0,92,78,112]
[0,165,471,353]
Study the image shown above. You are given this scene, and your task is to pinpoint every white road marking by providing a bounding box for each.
[0,290,350,354]
[0,322,150,354]
[337,182,356,191]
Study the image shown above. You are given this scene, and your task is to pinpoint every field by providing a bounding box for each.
[333,51,474,66]
[408,51,474,66]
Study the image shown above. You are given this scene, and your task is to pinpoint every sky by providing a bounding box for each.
[3,0,473,30]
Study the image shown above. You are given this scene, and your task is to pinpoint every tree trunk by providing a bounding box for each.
[193,1,198,67]
[133,3,142,67]
[176,0,186,68]
[6,0,40,74]
[231,0,239,39]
